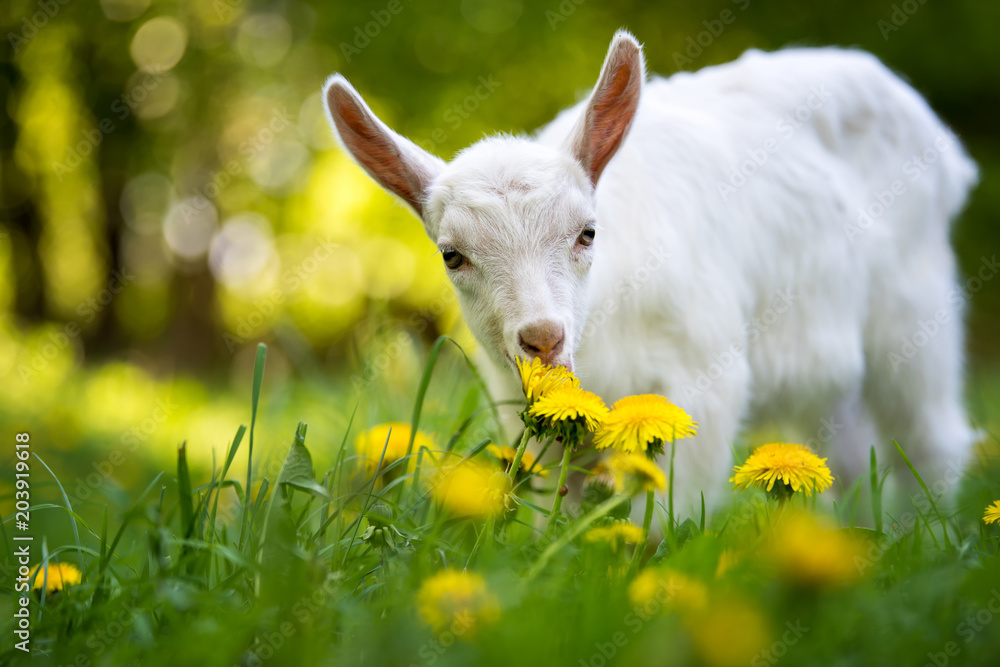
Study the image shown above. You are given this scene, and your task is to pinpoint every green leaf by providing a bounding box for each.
[275,422,328,500]
[256,422,318,600]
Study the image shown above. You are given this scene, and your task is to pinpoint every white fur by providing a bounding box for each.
[323,33,978,515]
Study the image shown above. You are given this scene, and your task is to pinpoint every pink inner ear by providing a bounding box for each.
[576,43,643,185]
[327,85,428,216]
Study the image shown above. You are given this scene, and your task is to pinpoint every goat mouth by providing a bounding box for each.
[505,353,574,374]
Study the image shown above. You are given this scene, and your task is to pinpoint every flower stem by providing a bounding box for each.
[467,514,495,568]
[483,514,496,556]
[526,491,631,581]
[507,429,532,485]
[628,488,655,576]
[546,445,574,534]
[667,438,676,535]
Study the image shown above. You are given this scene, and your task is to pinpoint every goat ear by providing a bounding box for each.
[323,75,445,222]
[568,31,645,186]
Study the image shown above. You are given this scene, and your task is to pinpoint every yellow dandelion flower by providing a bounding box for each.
[29,562,82,594]
[431,461,511,518]
[417,570,500,635]
[715,550,741,578]
[355,423,434,474]
[690,597,770,667]
[516,356,579,403]
[769,513,866,587]
[584,522,644,550]
[594,395,698,454]
[528,386,608,433]
[416,450,464,480]
[730,442,834,497]
[628,568,708,612]
[606,451,667,493]
[486,444,548,478]
[984,500,1000,525]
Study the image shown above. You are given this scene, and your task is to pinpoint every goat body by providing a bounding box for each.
[324,32,978,512]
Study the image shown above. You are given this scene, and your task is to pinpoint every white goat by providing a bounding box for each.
[323,31,978,513]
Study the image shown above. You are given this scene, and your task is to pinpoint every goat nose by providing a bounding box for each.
[518,321,565,364]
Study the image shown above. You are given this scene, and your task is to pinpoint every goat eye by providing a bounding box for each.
[442,249,465,270]
[578,226,596,247]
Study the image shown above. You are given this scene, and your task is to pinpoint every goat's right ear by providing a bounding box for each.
[323,75,445,224]
[568,31,645,187]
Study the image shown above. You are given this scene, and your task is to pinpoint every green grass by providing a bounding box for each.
[3,340,1000,667]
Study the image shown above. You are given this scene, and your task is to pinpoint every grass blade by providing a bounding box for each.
[870,446,883,534]
[210,425,247,547]
[699,492,706,533]
[32,451,83,569]
[177,441,195,539]
[342,428,392,568]
[893,440,951,548]
[241,342,268,549]
[406,336,448,459]
[100,471,165,573]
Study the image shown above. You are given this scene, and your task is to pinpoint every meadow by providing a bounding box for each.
[3,1,1000,665]
[3,339,1000,667]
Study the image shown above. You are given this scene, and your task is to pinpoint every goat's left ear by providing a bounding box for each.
[568,30,645,186]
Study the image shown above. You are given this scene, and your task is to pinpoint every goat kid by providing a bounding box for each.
[323,31,978,514]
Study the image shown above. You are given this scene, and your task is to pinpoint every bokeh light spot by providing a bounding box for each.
[209,213,278,290]
[130,17,188,73]
[100,0,151,22]
[460,0,522,34]
[236,13,293,68]
[163,197,217,261]
[248,139,311,195]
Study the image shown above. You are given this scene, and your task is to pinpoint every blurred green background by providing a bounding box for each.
[1,0,998,501]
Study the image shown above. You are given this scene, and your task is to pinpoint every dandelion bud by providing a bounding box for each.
[367,502,394,526]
